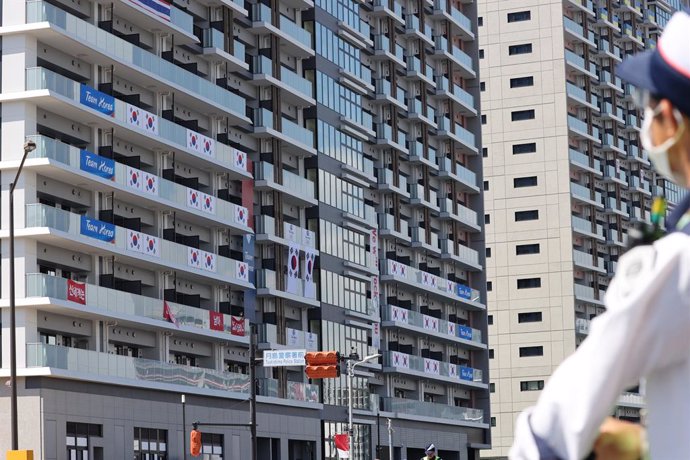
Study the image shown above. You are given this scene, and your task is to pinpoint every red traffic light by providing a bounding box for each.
[190,429,202,457]
[305,351,340,365]
[305,364,340,379]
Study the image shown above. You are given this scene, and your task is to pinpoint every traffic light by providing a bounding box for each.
[304,351,340,379]
[190,429,202,457]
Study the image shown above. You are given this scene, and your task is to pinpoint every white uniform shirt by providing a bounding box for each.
[510,232,690,459]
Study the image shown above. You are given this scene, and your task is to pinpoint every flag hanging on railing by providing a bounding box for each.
[163,301,179,328]
[287,243,300,294]
[333,434,350,459]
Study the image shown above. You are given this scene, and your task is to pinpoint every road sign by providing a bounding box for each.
[263,349,306,367]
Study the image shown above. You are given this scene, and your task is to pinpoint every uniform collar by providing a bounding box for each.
[666,193,690,232]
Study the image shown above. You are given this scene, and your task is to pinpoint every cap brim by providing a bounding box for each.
[617,50,658,94]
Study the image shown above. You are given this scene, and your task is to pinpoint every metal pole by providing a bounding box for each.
[387,419,393,460]
[250,324,257,460]
[376,408,381,460]
[347,359,354,438]
[9,181,18,451]
[182,395,187,460]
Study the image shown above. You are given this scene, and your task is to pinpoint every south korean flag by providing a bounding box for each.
[287,243,300,294]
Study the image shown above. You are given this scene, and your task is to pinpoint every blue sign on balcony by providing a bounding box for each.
[457,325,473,341]
[79,84,115,116]
[459,366,474,381]
[80,150,115,180]
[80,216,116,243]
[457,284,472,300]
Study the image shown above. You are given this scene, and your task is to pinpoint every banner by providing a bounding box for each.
[420,271,438,289]
[424,358,440,375]
[302,228,314,249]
[370,275,380,316]
[370,228,379,269]
[459,366,474,381]
[126,166,142,191]
[390,305,408,324]
[236,261,249,282]
[163,301,179,327]
[287,243,300,294]
[186,128,215,158]
[423,314,438,331]
[285,222,297,242]
[445,279,455,293]
[209,311,224,331]
[389,260,407,277]
[201,192,215,215]
[304,249,316,298]
[67,279,86,305]
[230,316,246,336]
[391,351,409,369]
[234,205,249,226]
[80,150,115,180]
[372,322,381,350]
[203,251,216,273]
[127,0,171,21]
[127,229,143,253]
[449,364,458,378]
[457,284,472,300]
[306,332,318,350]
[287,328,301,347]
[447,322,456,336]
[234,149,247,171]
[186,187,202,210]
[143,171,159,195]
[127,104,159,135]
[334,434,350,459]
[457,325,473,341]
[80,216,115,243]
[79,83,115,116]
[188,247,202,269]
[144,234,160,257]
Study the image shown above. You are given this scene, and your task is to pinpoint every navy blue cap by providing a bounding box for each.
[617,9,690,116]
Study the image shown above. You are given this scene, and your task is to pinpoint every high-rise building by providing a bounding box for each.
[478,0,688,457]
[0,0,489,458]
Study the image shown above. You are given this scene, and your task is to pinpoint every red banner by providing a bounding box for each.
[334,434,350,459]
[67,279,86,305]
[209,311,224,331]
[230,316,245,336]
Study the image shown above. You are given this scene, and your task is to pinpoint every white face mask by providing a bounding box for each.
[640,106,686,185]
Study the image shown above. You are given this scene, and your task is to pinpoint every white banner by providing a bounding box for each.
[304,249,316,298]
[449,363,458,378]
[370,275,380,316]
[287,243,300,294]
[202,250,216,273]
[126,166,142,191]
[390,305,409,324]
[445,279,455,293]
[287,328,302,347]
[423,314,439,331]
[187,187,202,210]
[142,171,159,196]
[236,261,249,282]
[302,229,315,248]
[127,103,159,135]
[389,260,408,278]
[285,222,298,243]
[370,228,379,270]
[391,351,409,369]
[200,192,216,215]
[306,332,318,351]
[372,322,381,350]
[447,322,456,336]
[186,128,215,158]
[143,234,160,258]
[420,271,438,288]
[424,358,440,375]
[234,148,247,170]
[188,247,202,269]
[127,229,143,253]
[234,205,249,226]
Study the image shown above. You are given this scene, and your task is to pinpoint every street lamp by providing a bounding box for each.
[347,353,381,446]
[9,138,37,451]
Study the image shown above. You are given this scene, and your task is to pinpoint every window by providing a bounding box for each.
[509,43,532,55]
[513,142,537,154]
[510,76,534,88]
[511,109,536,121]
[482,147,488,157]
[517,278,542,289]
[516,243,540,255]
[67,423,102,460]
[489,349,494,359]
[514,176,538,188]
[508,11,532,22]
[520,380,545,391]
[519,346,544,357]
[490,417,497,427]
[486,247,492,257]
[481,114,487,124]
[483,181,489,191]
[490,382,495,392]
[479,49,485,59]
[518,312,543,323]
[134,428,167,460]
[485,214,491,224]
[478,16,483,26]
[488,314,493,325]
[480,81,486,91]
[515,210,539,221]
[487,281,493,291]
[202,433,224,459]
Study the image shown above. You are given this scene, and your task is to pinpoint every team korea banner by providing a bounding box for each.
[127,0,171,21]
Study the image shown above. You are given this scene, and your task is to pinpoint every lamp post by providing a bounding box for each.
[347,353,381,454]
[9,138,37,451]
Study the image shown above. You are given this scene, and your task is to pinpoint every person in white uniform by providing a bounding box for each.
[509,8,690,460]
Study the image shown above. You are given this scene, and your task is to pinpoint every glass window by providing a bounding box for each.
[513,142,537,154]
[513,176,538,187]
[520,380,545,391]
[508,43,532,55]
[511,109,535,121]
[510,76,534,88]
[517,278,542,289]
[134,428,167,460]
[201,433,223,460]
[507,11,531,22]
[519,346,544,357]
[515,210,539,221]
[516,244,540,255]
[518,312,542,323]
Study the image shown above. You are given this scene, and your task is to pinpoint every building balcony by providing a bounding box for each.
[630,206,650,222]
[255,216,317,251]
[373,79,407,110]
[111,0,197,43]
[26,343,250,397]
[437,157,479,192]
[604,165,628,185]
[599,102,625,124]
[573,249,606,274]
[628,145,650,165]
[566,81,599,111]
[606,229,627,248]
[381,259,484,310]
[257,323,318,351]
[431,42,475,78]
[411,227,441,254]
[605,197,630,217]
[25,273,249,341]
[435,117,478,154]
[407,100,438,130]
[629,176,652,196]
[564,0,596,17]
[406,56,436,86]
[575,317,591,335]
[409,141,439,169]
[569,149,603,176]
[616,0,643,16]
[252,56,314,106]
[372,35,407,68]
[597,70,624,93]
[27,136,252,232]
[371,0,405,25]
[571,183,604,208]
[383,351,485,388]
[23,204,252,287]
[608,260,618,277]
[595,38,623,62]
[434,76,476,115]
[25,1,247,123]
[567,116,601,143]
[571,215,605,241]
[381,304,484,348]
[251,4,314,57]
[620,23,644,46]
[563,16,596,47]
[431,0,474,39]
[379,214,411,243]
[377,168,410,197]
[21,68,251,176]
[596,7,620,30]
[253,109,316,156]
[439,198,481,231]
[254,161,317,206]
[258,378,320,404]
[565,49,597,79]
[375,124,409,154]
[409,184,440,212]
[404,15,434,45]
[201,28,248,72]
[256,269,320,308]
[623,113,640,132]
[383,398,484,426]
[440,239,481,270]
[574,283,604,306]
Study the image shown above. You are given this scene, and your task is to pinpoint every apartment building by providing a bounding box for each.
[0,0,488,459]
[479,0,688,457]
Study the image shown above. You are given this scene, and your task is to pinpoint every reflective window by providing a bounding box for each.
[134,428,167,460]
[319,220,367,266]
[318,170,364,217]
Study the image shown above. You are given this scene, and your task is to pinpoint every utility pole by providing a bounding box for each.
[387,419,393,460]
[182,394,187,460]
[250,323,257,460]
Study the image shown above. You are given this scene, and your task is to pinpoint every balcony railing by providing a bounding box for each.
[26,1,246,118]
[258,378,320,403]
[383,397,484,423]
[438,157,478,188]
[436,77,475,109]
[569,149,601,172]
[571,182,604,206]
[27,343,250,393]
[280,66,313,99]
[563,16,595,42]
[565,49,596,74]
[25,204,249,284]
[575,317,590,335]
[382,304,482,344]
[571,215,604,238]
[202,28,245,63]
[257,269,317,300]
[439,198,479,228]
[255,162,315,203]
[257,323,318,350]
[379,214,410,238]
[254,109,315,149]
[573,250,605,271]
[384,351,483,383]
[440,239,480,267]
[26,273,248,336]
[256,216,317,250]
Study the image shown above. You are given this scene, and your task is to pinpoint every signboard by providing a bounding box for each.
[80,216,115,243]
[67,279,86,305]
[459,366,475,382]
[80,150,115,180]
[263,349,306,367]
[457,325,473,341]
[79,83,115,116]
[457,284,472,300]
